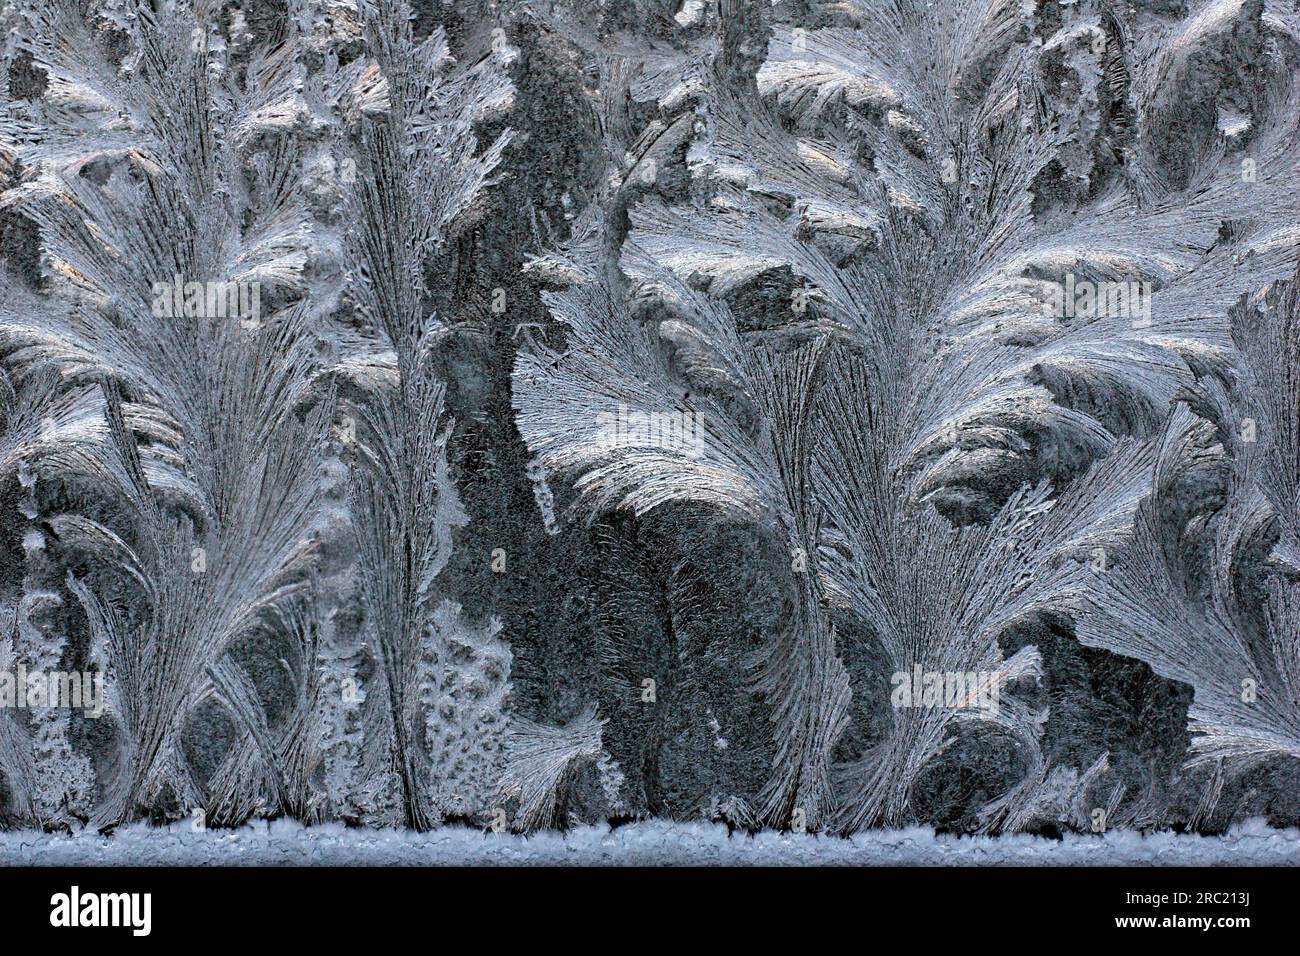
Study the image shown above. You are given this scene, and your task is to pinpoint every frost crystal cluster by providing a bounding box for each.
[0,0,1298,846]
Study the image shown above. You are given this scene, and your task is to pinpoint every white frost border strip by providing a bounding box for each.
[1,818,1297,866]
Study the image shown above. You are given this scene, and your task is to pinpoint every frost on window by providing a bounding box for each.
[0,0,1298,864]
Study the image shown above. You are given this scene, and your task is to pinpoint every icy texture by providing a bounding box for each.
[0,818,1295,867]
[2,0,1300,850]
